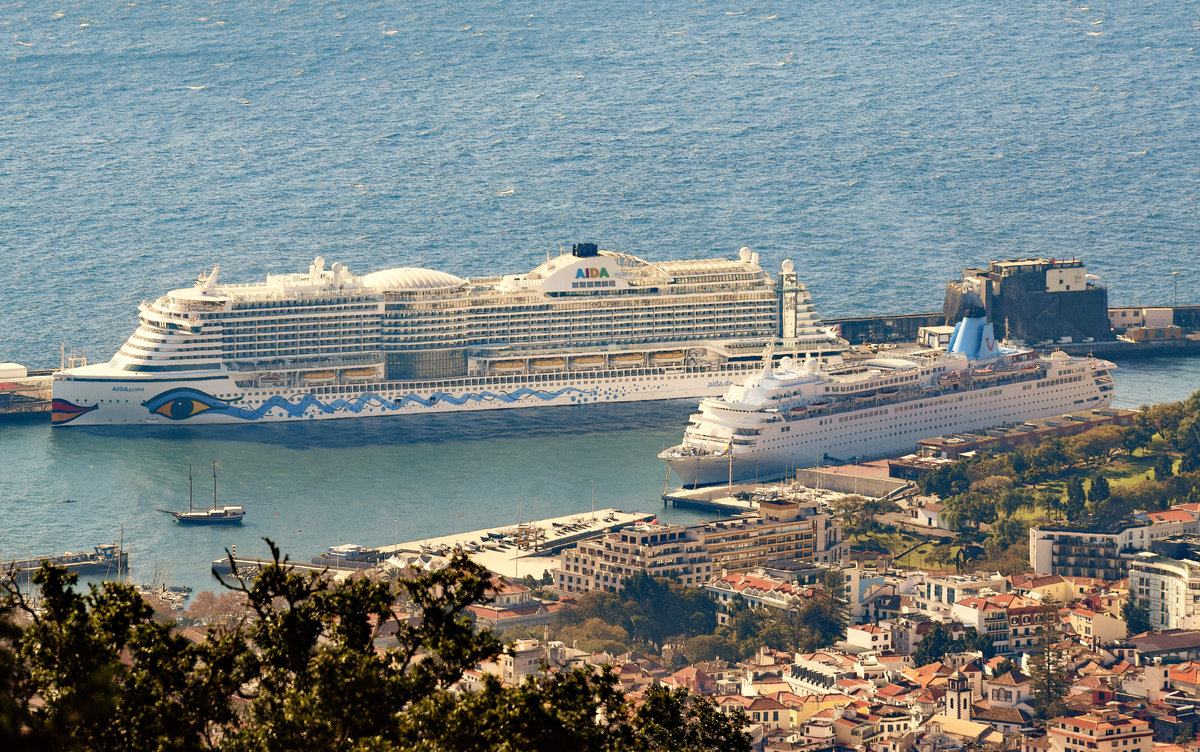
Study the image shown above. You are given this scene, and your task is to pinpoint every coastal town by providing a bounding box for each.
[5,253,1200,749]
[13,381,1200,750]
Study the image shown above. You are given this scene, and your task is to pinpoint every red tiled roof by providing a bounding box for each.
[1144,510,1196,523]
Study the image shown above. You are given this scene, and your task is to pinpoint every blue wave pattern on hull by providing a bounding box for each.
[141,386,600,421]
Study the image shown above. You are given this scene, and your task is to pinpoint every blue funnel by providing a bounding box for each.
[949,316,999,360]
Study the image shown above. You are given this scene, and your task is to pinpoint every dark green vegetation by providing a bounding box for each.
[1028,601,1071,721]
[0,544,750,752]
[1123,597,1151,637]
[528,570,848,665]
[909,623,993,667]
[908,392,1200,573]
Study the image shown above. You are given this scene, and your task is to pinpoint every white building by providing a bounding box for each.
[1029,508,1200,579]
[554,495,844,595]
[900,571,1009,613]
[478,639,573,686]
[846,623,893,652]
[1129,545,1200,631]
[705,570,819,626]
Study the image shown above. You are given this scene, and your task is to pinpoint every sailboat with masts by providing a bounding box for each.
[158,462,245,524]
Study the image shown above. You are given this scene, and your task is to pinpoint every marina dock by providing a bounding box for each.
[3,543,128,582]
[374,508,655,580]
[213,508,656,583]
[0,368,53,421]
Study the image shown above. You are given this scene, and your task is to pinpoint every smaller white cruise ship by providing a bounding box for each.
[659,316,1116,487]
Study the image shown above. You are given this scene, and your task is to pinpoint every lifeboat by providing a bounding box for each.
[878,386,900,395]
[611,353,646,364]
[341,367,378,381]
[570,355,605,369]
[491,360,524,372]
[531,357,566,371]
[788,405,808,413]
[259,373,283,385]
[300,371,335,383]
[650,350,685,363]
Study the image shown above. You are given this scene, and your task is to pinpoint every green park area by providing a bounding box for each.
[838,393,1200,574]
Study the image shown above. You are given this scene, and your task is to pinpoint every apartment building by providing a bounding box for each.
[690,497,846,572]
[554,522,712,594]
[1047,709,1152,752]
[1129,541,1200,631]
[1029,508,1200,579]
[705,570,820,626]
[554,496,843,595]
[950,593,1043,656]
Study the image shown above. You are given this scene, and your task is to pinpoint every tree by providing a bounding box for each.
[1063,477,1086,521]
[183,590,249,627]
[832,495,900,539]
[911,623,992,666]
[991,658,1017,677]
[1087,475,1111,506]
[912,623,955,666]
[985,516,1028,559]
[1156,453,1176,481]
[2,565,248,751]
[1028,601,1070,720]
[1123,597,1152,637]
[2,543,750,751]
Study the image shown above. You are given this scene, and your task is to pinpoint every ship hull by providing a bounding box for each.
[51,365,752,426]
[664,376,1115,488]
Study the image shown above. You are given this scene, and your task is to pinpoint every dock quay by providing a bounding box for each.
[0,367,53,421]
[210,555,364,582]
[212,509,657,583]
[373,508,656,580]
[4,543,128,582]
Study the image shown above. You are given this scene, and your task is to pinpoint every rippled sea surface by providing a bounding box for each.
[1,1,1198,591]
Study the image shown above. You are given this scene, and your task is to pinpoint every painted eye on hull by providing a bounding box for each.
[141,389,229,421]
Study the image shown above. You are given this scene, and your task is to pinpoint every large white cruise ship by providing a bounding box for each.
[659,316,1116,487]
[52,244,843,426]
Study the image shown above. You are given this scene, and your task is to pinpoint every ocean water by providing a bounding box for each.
[1,1,1199,591]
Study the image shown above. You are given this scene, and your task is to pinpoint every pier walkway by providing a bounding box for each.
[374,508,655,580]
[212,508,655,583]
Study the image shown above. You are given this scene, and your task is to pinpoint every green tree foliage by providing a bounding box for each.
[985,515,1029,558]
[1155,453,1176,481]
[831,495,900,538]
[1066,426,1124,466]
[991,658,1017,676]
[1063,477,1086,521]
[941,491,998,531]
[1029,601,1070,720]
[1087,475,1111,506]
[1,544,749,752]
[681,634,738,664]
[1123,597,1152,637]
[404,674,750,752]
[911,623,993,666]
[552,573,718,650]
[2,565,247,752]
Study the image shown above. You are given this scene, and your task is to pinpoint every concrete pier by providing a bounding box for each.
[213,509,658,583]
[373,508,655,580]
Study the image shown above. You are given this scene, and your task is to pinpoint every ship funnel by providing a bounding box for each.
[200,265,220,292]
[949,315,999,360]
